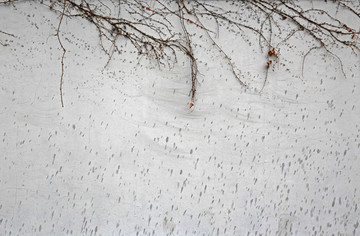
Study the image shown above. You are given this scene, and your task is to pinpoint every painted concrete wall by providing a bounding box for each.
[1,1,360,235]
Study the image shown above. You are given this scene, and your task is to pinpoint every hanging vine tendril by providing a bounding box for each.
[1,0,359,107]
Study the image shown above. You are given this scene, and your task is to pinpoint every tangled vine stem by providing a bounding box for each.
[1,0,359,107]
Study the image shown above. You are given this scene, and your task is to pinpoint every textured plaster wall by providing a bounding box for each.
[0,1,360,235]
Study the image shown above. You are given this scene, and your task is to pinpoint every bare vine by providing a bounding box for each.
[1,0,359,106]
[55,0,67,108]
[0,30,16,46]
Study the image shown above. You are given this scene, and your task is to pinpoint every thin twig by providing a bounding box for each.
[55,0,67,108]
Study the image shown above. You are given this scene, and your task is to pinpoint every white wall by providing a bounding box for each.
[1,1,360,235]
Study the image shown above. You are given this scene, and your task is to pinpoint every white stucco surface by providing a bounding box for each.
[1,1,360,235]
